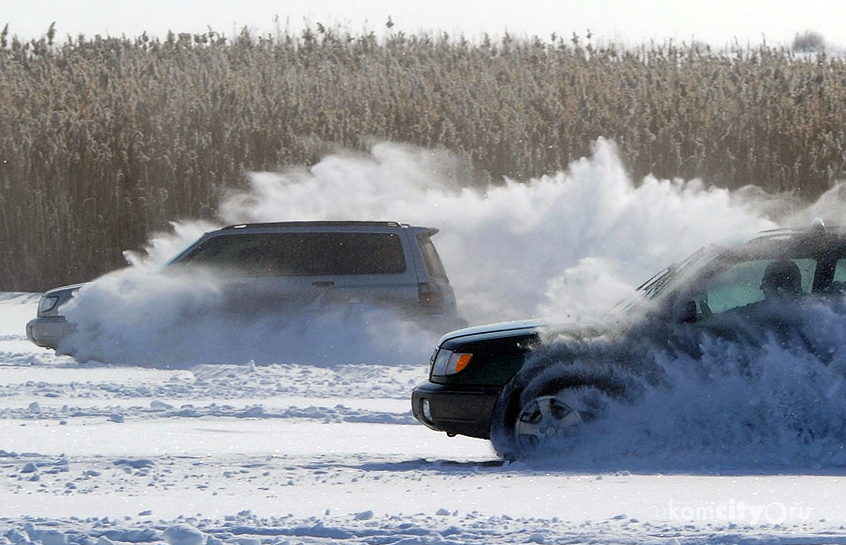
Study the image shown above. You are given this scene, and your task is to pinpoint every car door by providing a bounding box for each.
[679,255,821,353]
[296,229,420,310]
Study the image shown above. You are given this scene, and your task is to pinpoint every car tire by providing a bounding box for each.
[490,363,614,460]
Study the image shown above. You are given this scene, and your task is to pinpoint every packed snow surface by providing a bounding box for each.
[6,142,846,543]
[5,292,846,544]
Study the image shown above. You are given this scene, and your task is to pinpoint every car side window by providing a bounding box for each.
[829,259,846,294]
[831,259,846,282]
[695,258,816,316]
[178,232,408,276]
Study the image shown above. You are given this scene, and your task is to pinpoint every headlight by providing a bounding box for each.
[38,295,61,315]
[431,349,473,376]
[36,286,79,316]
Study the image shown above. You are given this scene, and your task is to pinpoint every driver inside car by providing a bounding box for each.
[759,259,803,301]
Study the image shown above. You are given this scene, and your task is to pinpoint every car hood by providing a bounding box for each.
[439,319,545,341]
[438,317,601,345]
[44,283,86,297]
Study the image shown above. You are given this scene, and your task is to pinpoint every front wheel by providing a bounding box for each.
[513,389,586,454]
[491,375,611,460]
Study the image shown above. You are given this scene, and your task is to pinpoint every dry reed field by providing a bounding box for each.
[2,26,846,291]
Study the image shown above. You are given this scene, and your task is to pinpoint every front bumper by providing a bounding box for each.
[411,381,502,439]
[26,316,73,349]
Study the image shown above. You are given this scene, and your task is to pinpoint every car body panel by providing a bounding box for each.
[26,315,75,348]
[410,322,541,439]
[411,381,502,439]
[25,283,82,348]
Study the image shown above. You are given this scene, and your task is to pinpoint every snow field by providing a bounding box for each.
[3,293,846,544]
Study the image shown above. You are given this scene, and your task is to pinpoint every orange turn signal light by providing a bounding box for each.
[454,353,473,373]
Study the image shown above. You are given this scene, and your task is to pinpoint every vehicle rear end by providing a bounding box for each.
[407,226,459,318]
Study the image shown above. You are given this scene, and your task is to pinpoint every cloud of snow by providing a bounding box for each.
[59,266,439,367]
[511,295,846,470]
[60,138,846,367]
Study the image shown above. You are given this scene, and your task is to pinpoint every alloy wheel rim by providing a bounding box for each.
[514,393,583,452]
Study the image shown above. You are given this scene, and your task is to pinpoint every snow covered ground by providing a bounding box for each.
[3,291,846,545]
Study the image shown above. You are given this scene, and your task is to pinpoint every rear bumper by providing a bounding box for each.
[411,381,502,440]
[26,316,72,349]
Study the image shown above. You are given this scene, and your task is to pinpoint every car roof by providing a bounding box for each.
[221,220,406,229]
[751,222,844,238]
[212,221,439,236]
[712,222,845,252]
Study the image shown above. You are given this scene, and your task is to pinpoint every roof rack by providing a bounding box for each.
[221,221,406,230]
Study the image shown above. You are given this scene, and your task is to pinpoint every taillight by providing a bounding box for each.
[418,282,445,313]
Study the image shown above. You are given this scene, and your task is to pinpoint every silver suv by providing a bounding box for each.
[27,221,459,350]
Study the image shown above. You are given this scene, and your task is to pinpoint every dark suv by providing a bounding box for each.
[27,221,459,350]
[411,222,846,458]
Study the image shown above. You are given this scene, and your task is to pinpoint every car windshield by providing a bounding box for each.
[636,246,713,300]
[612,245,718,316]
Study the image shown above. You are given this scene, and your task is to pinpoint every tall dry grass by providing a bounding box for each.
[2,26,846,290]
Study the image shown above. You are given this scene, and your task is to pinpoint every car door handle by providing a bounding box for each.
[312,281,335,288]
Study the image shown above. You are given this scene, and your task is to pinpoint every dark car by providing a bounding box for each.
[28,221,460,351]
[411,221,846,458]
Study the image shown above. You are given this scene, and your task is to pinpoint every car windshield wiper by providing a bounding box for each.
[636,267,673,299]
[636,246,710,300]
[611,246,711,316]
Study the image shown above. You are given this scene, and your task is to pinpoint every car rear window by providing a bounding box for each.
[178,232,407,276]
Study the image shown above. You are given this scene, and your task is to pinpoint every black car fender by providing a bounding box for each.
[488,344,641,459]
